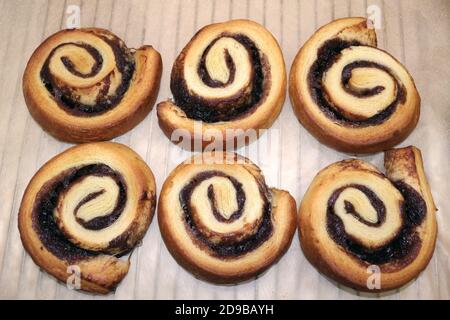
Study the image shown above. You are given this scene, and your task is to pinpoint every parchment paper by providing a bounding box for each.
[0,0,448,299]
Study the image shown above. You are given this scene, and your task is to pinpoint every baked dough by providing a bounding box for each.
[18,142,156,294]
[157,19,286,150]
[23,28,162,142]
[298,146,437,292]
[158,152,296,283]
[289,17,420,153]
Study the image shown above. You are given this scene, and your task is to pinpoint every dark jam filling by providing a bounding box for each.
[170,33,266,123]
[74,174,126,231]
[326,182,426,267]
[207,179,244,223]
[40,37,135,117]
[198,41,236,88]
[32,164,127,263]
[308,38,405,126]
[337,184,386,227]
[179,171,273,258]
[342,61,387,97]
[59,43,103,78]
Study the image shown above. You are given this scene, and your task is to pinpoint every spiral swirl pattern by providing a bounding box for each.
[23,28,162,142]
[289,18,420,153]
[157,19,286,149]
[299,146,437,291]
[158,152,296,283]
[18,142,156,294]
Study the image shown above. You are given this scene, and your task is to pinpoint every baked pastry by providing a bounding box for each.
[298,146,437,292]
[18,142,156,294]
[23,28,162,143]
[289,17,420,153]
[158,152,296,283]
[157,19,286,150]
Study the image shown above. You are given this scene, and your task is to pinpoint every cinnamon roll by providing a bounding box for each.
[23,28,162,143]
[298,146,437,292]
[289,17,420,153]
[18,142,156,294]
[158,152,296,283]
[157,19,286,150]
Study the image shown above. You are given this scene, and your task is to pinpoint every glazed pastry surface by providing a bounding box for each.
[23,28,162,142]
[18,142,156,294]
[289,17,420,153]
[157,19,286,150]
[158,152,297,283]
[298,146,437,292]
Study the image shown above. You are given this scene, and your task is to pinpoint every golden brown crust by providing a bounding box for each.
[289,17,420,154]
[158,152,297,284]
[18,142,157,294]
[23,28,162,143]
[157,19,286,150]
[298,146,437,292]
